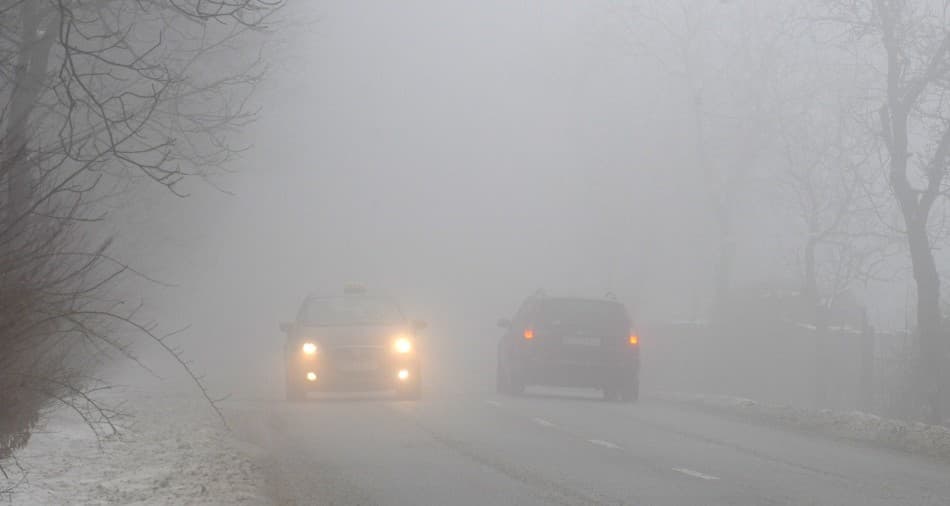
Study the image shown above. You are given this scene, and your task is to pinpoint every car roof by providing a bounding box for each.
[305,292,390,298]
[297,293,406,322]
[303,293,400,305]
[528,294,622,304]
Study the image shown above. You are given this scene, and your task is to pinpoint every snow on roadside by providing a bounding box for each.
[654,392,950,463]
[3,389,270,505]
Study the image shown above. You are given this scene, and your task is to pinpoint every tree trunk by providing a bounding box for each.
[859,309,875,412]
[3,4,56,221]
[878,2,947,422]
[803,237,817,303]
[907,220,944,423]
[713,202,734,314]
[887,104,944,423]
[814,305,829,408]
[802,237,826,408]
[689,87,733,317]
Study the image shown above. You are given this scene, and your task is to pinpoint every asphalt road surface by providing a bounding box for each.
[228,386,950,506]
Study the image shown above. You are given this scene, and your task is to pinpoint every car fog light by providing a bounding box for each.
[306,372,317,382]
[397,369,410,381]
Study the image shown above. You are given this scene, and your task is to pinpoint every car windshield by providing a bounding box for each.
[538,298,629,329]
[301,296,404,326]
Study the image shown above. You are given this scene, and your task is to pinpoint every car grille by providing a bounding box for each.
[328,346,383,362]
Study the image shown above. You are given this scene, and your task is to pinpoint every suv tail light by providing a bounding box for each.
[523,329,535,340]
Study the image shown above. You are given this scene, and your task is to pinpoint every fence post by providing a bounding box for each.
[859,308,875,412]
[814,305,829,409]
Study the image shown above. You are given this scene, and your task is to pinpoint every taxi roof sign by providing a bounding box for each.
[344,283,367,295]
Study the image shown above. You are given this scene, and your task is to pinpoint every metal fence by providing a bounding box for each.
[642,319,874,412]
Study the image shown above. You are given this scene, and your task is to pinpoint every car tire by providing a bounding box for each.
[603,387,619,402]
[496,360,509,394]
[499,356,525,396]
[509,369,526,396]
[621,377,639,403]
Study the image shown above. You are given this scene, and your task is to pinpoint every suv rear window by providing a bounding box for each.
[537,298,629,329]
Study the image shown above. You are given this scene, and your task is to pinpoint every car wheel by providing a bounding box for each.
[621,377,639,403]
[496,360,509,394]
[508,369,526,396]
[603,386,619,402]
[499,356,525,396]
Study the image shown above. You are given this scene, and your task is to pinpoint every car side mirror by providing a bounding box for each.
[279,321,293,333]
[497,318,511,329]
[412,319,428,331]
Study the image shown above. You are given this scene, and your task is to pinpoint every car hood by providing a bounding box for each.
[294,324,407,348]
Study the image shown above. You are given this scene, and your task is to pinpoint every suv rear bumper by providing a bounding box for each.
[517,358,637,389]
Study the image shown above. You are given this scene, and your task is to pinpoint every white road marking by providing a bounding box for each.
[588,439,622,450]
[485,400,502,408]
[672,468,720,481]
[531,417,556,428]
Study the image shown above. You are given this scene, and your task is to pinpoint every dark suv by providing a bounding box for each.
[496,294,640,401]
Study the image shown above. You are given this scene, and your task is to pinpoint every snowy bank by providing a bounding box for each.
[655,392,950,463]
[3,390,270,505]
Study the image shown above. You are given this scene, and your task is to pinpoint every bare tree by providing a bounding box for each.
[625,0,791,317]
[727,2,899,408]
[0,0,283,463]
[823,0,950,423]
[776,97,891,405]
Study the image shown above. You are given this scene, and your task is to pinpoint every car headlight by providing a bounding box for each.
[393,336,413,354]
[302,342,318,355]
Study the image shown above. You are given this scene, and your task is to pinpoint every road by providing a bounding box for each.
[228,385,950,506]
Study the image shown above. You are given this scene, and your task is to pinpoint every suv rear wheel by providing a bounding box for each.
[620,377,639,403]
[498,355,526,396]
[507,366,526,396]
[496,359,509,394]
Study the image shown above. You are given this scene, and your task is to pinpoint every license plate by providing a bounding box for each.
[563,337,601,346]
[338,360,377,372]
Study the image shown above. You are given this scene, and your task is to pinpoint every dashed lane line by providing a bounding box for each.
[672,468,720,481]
[485,398,723,485]
[588,439,622,450]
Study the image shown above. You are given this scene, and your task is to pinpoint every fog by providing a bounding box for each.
[10,0,950,503]
[104,0,921,399]
[112,1,693,393]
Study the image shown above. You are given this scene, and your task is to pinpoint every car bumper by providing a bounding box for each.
[519,358,638,388]
[289,358,419,392]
